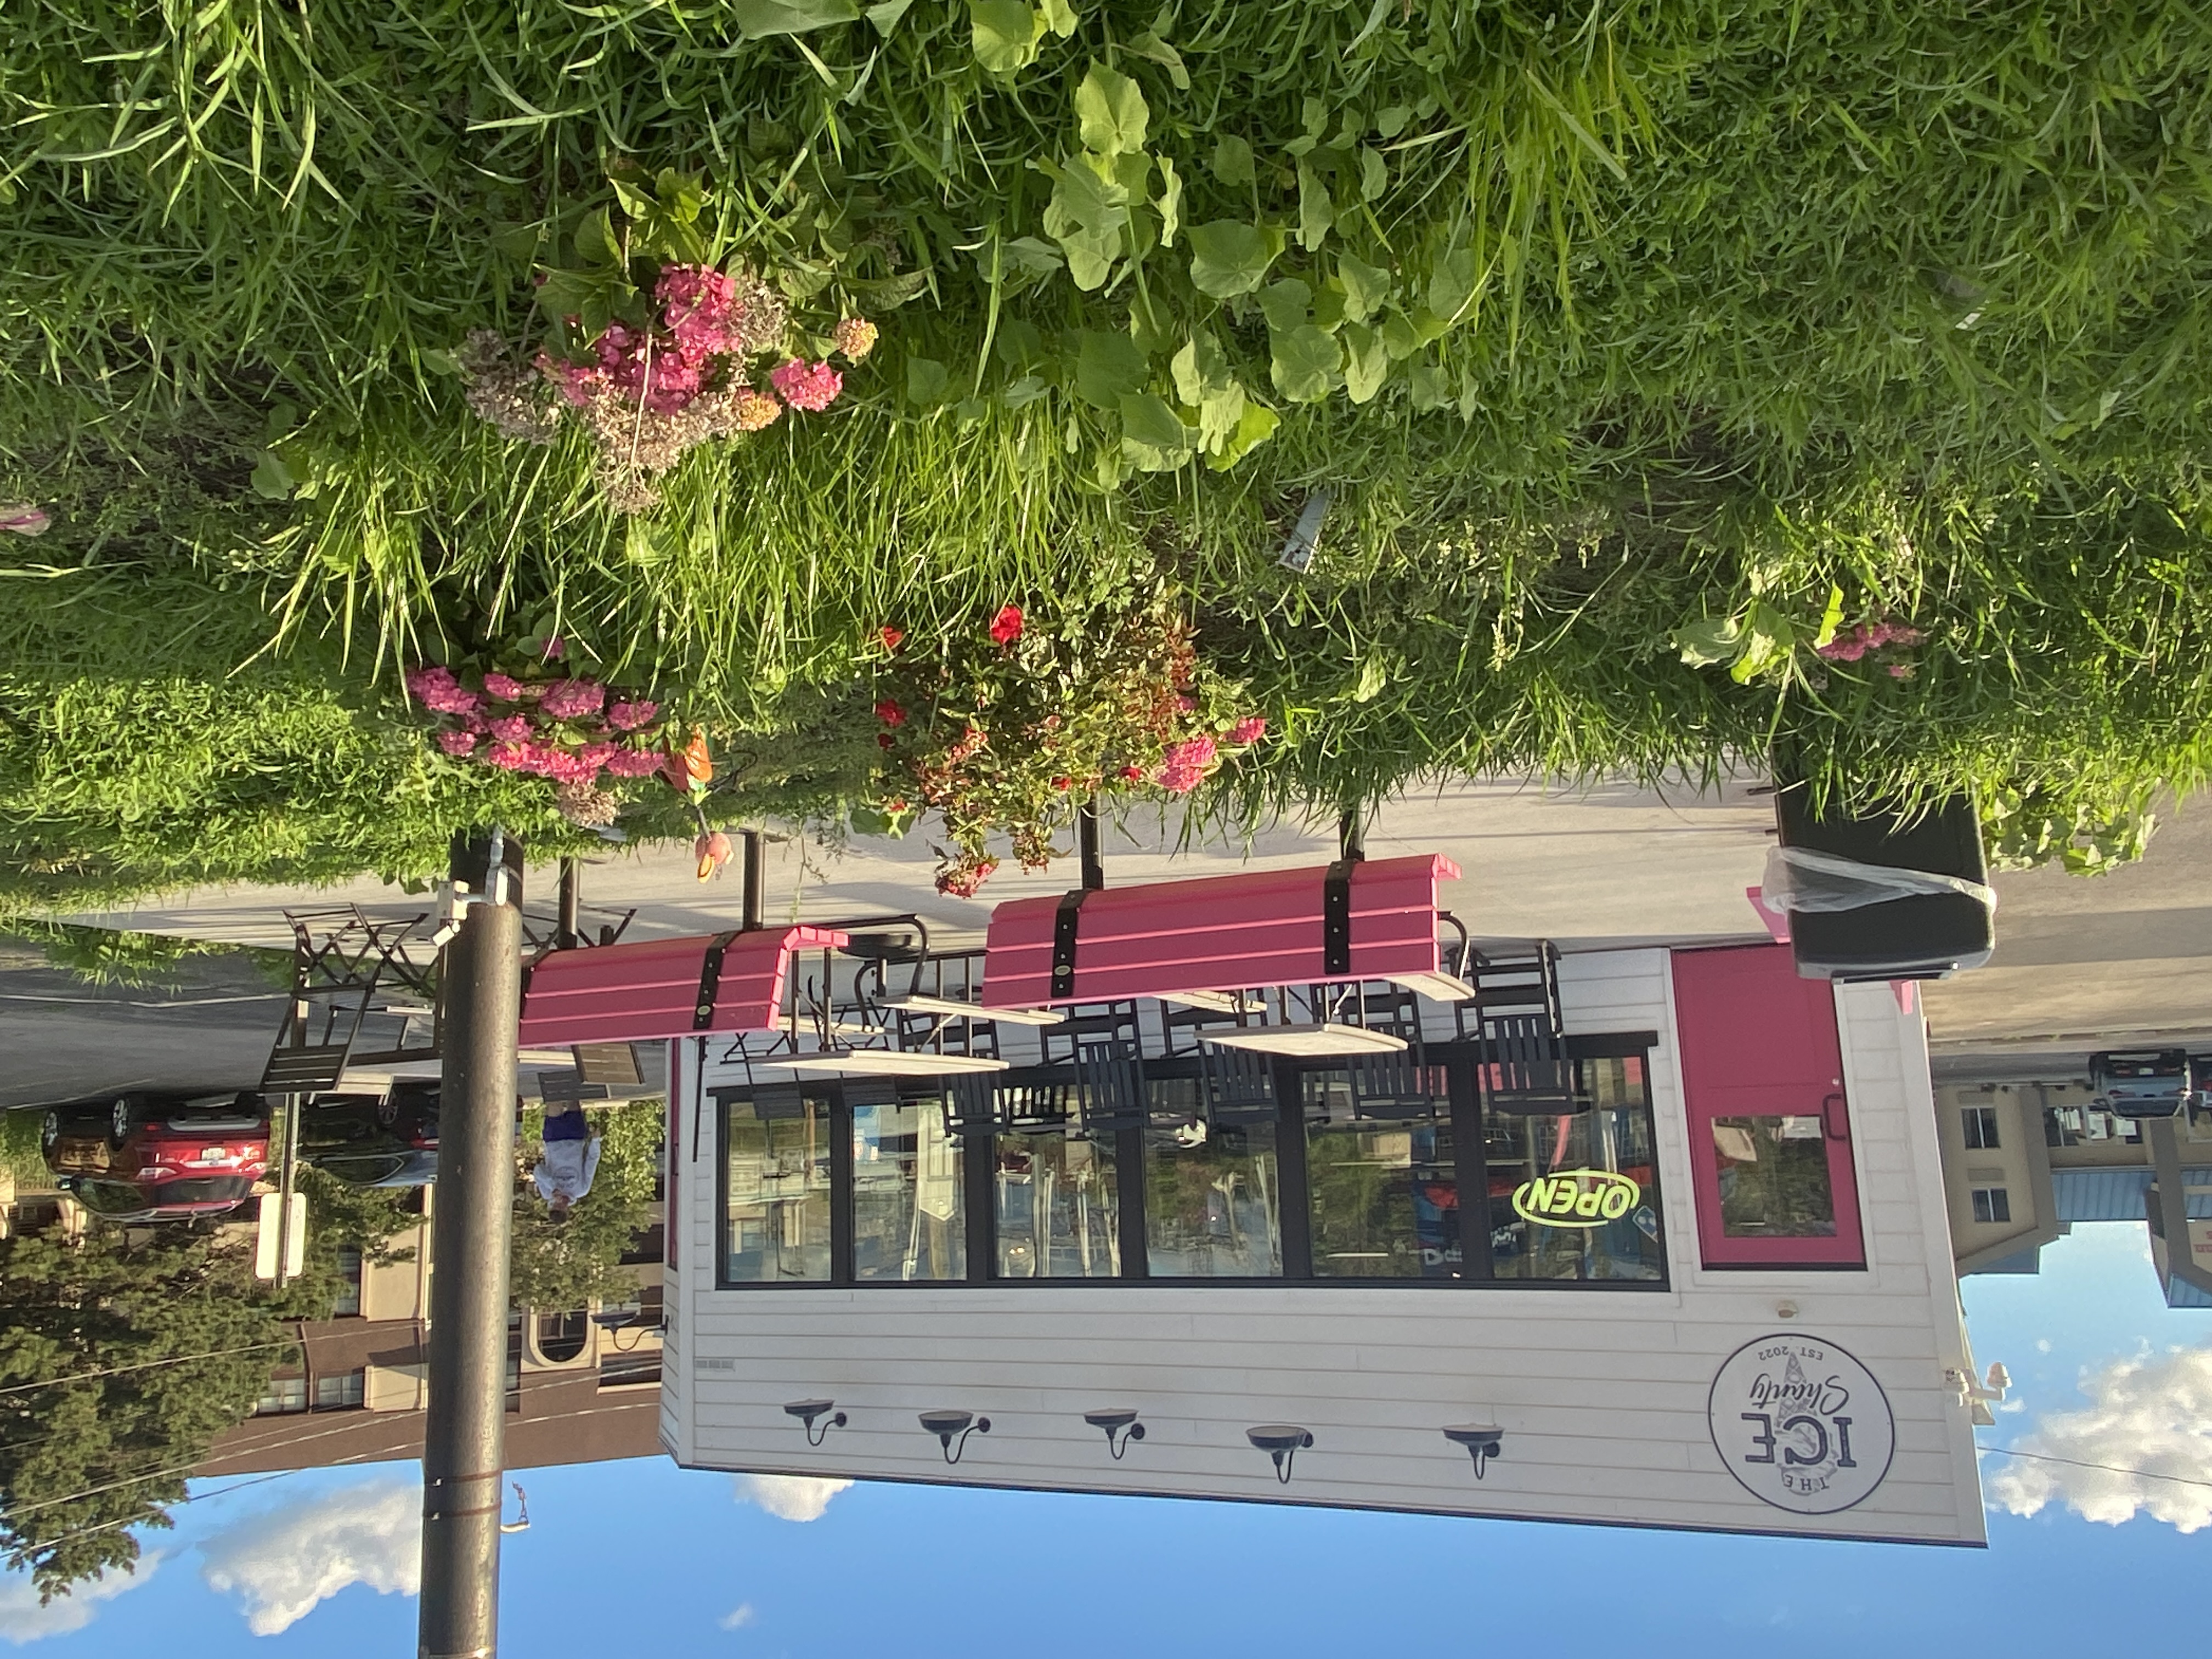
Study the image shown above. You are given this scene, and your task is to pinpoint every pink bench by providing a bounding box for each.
[517,925,848,1045]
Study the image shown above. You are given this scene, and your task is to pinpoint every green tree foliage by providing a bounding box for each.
[508,1099,666,1313]
[0,1229,286,1600]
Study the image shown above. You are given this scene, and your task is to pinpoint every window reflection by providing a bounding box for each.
[1485,1057,1664,1281]
[851,1096,966,1281]
[1303,1070,1459,1278]
[724,1092,831,1283]
[1710,1116,1836,1238]
[1145,1120,1283,1278]
[994,1132,1118,1278]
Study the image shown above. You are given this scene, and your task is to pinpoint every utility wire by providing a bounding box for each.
[0,1339,298,1399]
[12,1469,304,1564]
[1977,1442,2212,1491]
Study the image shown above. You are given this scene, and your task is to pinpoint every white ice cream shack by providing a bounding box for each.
[523,851,1985,1544]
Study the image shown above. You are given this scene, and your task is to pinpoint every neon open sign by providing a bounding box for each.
[1510,1169,1640,1227]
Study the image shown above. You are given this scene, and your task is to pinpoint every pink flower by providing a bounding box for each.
[405,665,482,717]
[988,605,1024,646]
[605,747,663,777]
[436,730,478,757]
[2,503,51,537]
[1228,716,1268,744]
[658,264,741,364]
[488,715,533,742]
[538,678,606,720]
[1154,736,1219,795]
[577,742,619,772]
[484,741,532,771]
[832,317,879,362]
[769,358,843,412]
[874,698,906,727]
[1887,662,1915,679]
[607,699,659,731]
[482,672,524,699]
[1175,695,1195,713]
[541,636,565,661]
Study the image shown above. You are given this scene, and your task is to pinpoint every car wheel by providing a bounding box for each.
[375,1094,400,1128]
[41,1111,61,1151]
[108,1097,139,1148]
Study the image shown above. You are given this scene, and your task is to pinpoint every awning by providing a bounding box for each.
[979,853,1460,1008]
[517,925,848,1046]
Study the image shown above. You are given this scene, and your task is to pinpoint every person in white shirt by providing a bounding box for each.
[533,1102,602,1221]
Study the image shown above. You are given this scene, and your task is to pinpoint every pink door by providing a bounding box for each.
[1672,945,1865,1268]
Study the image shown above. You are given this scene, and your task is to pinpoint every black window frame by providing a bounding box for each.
[713,1035,1667,1292]
[1962,1105,2001,1150]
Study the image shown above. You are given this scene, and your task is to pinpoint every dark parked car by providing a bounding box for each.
[2089,1050,2197,1119]
[41,1091,270,1223]
[299,1082,441,1188]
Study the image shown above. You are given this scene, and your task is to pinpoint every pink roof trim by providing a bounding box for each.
[517,924,848,1046]
[980,853,1459,1007]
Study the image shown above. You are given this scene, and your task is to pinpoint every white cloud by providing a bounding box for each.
[730,1473,851,1523]
[200,1479,420,1635]
[2036,1339,2052,1353]
[719,1604,757,1630]
[0,1555,161,1647]
[1987,1346,2212,1532]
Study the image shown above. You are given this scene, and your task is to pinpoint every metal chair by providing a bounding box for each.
[1454,943,1563,1042]
[1347,1056,1447,1121]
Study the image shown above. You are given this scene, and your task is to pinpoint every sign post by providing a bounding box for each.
[417,830,523,1659]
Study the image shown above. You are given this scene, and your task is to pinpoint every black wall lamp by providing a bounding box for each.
[592,1310,666,1352]
[918,1409,991,1464]
[783,1399,847,1447]
[1246,1425,1313,1484]
[1083,1408,1146,1460]
[1442,1423,1505,1479]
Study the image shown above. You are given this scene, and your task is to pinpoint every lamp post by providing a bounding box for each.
[417,830,523,1659]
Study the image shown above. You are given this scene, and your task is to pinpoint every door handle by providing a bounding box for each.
[1821,1092,1849,1142]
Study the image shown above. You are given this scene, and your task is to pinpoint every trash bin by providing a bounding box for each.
[1773,786,1995,981]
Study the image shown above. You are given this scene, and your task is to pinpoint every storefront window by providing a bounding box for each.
[1484,1056,1664,1282]
[994,1132,1119,1278]
[1709,1115,1837,1239]
[1303,1069,1460,1279]
[724,1092,832,1283]
[851,1095,966,1282]
[1145,1120,1283,1277]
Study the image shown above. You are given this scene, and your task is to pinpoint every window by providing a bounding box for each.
[1146,1118,1282,1278]
[313,1369,366,1410]
[723,1090,832,1283]
[995,1130,1119,1278]
[712,1036,1666,1290]
[851,1094,964,1281]
[332,1248,363,1317]
[535,1310,589,1362]
[599,1351,662,1388]
[254,1375,308,1416]
[1971,1186,2012,1224]
[1961,1106,2001,1149]
[1300,1064,1459,1279]
[1485,1057,1665,1283]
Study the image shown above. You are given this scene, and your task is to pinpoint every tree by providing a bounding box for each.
[507,1098,664,1313]
[0,1228,285,1600]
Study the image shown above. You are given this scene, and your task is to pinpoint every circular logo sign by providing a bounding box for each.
[1707,1334,1894,1515]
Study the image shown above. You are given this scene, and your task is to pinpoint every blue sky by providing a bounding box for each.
[8,1222,2207,1657]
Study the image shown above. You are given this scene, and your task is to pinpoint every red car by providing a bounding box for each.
[41,1091,271,1223]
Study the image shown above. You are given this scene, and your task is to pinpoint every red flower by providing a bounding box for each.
[877,732,896,749]
[1052,776,1071,791]
[874,698,907,727]
[878,626,904,652]
[988,605,1024,646]
[1121,764,1146,782]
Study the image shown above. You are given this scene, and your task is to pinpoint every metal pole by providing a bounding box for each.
[740,830,766,932]
[555,857,581,951]
[1338,806,1367,863]
[419,830,523,1659]
[1077,799,1105,891]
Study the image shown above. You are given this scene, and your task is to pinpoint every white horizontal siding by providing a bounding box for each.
[669,951,1985,1545]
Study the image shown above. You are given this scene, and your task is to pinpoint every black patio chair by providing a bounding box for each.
[1479,1014,1583,1116]
[1347,1056,1448,1122]
[1200,1043,1279,1127]
[1072,1040,1148,1138]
